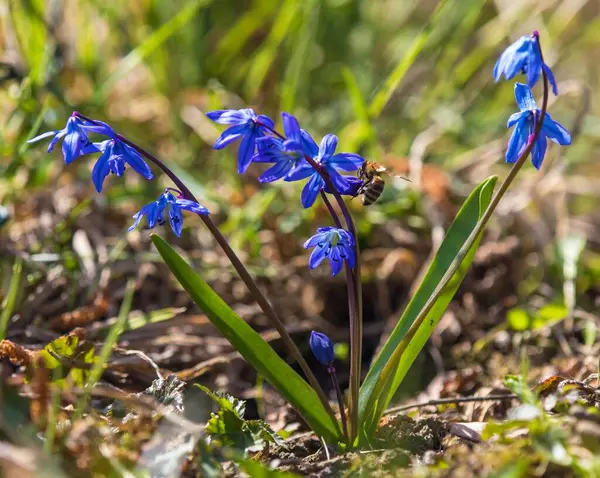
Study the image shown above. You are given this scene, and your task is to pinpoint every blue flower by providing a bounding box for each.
[206,108,275,174]
[91,138,154,192]
[493,32,558,95]
[506,83,571,169]
[303,227,355,277]
[285,132,365,208]
[128,190,209,237]
[253,112,306,183]
[26,113,115,164]
[309,331,334,366]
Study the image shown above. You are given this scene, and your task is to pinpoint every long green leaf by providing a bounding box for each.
[0,258,23,341]
[358,176,497,442]
[151,235,341,442]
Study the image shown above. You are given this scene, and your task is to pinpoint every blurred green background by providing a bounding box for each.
[0,0,597,256]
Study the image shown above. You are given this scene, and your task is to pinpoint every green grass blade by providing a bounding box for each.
[244,0,300,99]
[358,176,497,442]
[74,280,135,419]
[151,234,341,442]
[0,258,23,341]
[279,0,319,113]
[368,0,450,119]
[96,0,213,102]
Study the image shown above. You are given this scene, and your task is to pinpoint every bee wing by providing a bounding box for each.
[387,173,411,182]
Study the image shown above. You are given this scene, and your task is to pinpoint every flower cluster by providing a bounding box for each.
[207,109,363,276]
[28,112,208,236]
[496,32,571,169]
[129,190,209,237]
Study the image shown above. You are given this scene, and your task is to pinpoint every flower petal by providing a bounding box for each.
[300,129,319,158]
[531,134,548,170]
[284,160,314,182]
[62,131,85,164]
[326,168,352,194]
[318,134,338,160]
[47,131,67,153]
[342,243,356,269]
[507,111,529,129]
[82,120,116,138]
[526,39,542,89]
[206,109,254,125]
[213,124,249,149]
[542,63,558,96]
[308,244,328,269]
[505,117,528,164]
[91,151,112,192]
[237,129,257,174]
[27,130,58,144]
[121,142,153,180]
[327,153,365,171]
[329,247,343,276]
[301,174,324,208]
[303,231,328,249]
[144,203,162,229]
[176,199,209,215]
[259,160,293,183]
[256,114,274,129]
[493,37,529,81]
[542,114,571,145]
[168,203,184,237]
[514,83,537,111]
[281,112,301,143]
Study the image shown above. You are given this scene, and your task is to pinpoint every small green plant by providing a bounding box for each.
[197,384,283,453]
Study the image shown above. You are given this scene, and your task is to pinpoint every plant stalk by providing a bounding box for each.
[262,124,362,441]
[328,365,349,440]
[367,36,551,436]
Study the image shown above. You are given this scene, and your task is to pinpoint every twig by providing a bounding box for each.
[383,394,517,415]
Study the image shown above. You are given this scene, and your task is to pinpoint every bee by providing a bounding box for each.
[355,161,410,206]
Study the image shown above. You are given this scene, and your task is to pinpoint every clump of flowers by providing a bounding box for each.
[26,29,572,449]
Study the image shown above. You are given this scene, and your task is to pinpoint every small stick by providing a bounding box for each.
[383,394,517,415]
[328,364,348,439]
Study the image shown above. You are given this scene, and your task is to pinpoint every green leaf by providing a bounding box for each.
[197,385,283,453]
[358,176,497,443]
[38,332,97,387]
[152,235,341,442]
[0,258,23,341]
[197,384,247,418]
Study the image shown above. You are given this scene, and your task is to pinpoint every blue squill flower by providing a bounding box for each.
[26,113,115,164]
[493,31,558,95]
[309,331,334,366]
[285,132,364,208]
[206,108,275,174]
[304,227,355,277]
[91,138,154,192]
[128,190,209,237]
[506,83,571,169]
[253,112,305,183]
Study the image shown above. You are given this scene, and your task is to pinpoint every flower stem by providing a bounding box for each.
[328,364,349,440]
[261,121,363,442]
[371,37,551,418]
[304,163,361,443]
[320,191,359,441]
[71,118,339,430]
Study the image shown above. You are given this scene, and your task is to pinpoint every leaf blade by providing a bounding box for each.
[358,176,497,441]
[152,235,341,442]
